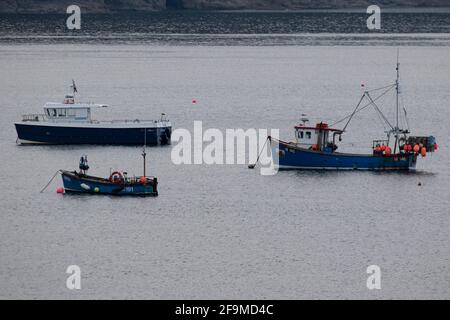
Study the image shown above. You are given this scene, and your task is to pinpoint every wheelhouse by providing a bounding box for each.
[44,103,91,121]
[294,122,342,152]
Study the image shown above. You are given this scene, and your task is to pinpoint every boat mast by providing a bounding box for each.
[394,50,400,154]
[142,129,147,177]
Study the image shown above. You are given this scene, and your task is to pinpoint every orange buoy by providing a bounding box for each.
[421,147,427,157]
[56,187,64,194]
[384,146,392,156]
[380,145,386,151]
[413,144,420,153]
[139,176,147,185]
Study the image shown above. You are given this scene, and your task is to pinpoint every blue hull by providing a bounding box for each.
[271,138,417,170]
[61,171,158,196]
[15,123,171,145]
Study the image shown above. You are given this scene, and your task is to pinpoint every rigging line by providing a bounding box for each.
[399,93,410,131]
[403,107,410,131]
[373,101,388,131]
[366,83,397,93]
[341,93,366,133]
[330,85,396,127]
[365,92,394,130]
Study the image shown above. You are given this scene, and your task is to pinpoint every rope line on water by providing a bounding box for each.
[40,170,61,193]
[248,137,269,169]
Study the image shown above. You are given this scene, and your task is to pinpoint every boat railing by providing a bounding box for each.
[21,115,170,125]
[22,113,46,122]
[95,119,171,124]
[372,139,389,148]
[125,176,156,184]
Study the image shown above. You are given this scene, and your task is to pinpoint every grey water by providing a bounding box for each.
[0,12,449,299]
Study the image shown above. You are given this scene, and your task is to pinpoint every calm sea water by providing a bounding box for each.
[0,12,449,299]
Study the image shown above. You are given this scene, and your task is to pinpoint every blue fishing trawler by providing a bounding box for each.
[269,56,437,171]
[15,81,171,145]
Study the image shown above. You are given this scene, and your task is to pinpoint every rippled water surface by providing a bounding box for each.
[0,12,449,299]
[1,10,450,45]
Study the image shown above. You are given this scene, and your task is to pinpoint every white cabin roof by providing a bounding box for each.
[44,102,108,109]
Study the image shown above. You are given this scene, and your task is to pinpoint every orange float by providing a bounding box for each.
[420,147,427,157]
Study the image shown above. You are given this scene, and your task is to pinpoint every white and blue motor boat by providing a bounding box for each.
[15,82,172,145]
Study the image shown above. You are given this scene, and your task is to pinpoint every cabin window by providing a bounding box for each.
[75,108,88,119]
[57,109,66,117]
[297,131,304,139]
[67,109,76,117]
[306,131,312,139]
[51,109,57,117]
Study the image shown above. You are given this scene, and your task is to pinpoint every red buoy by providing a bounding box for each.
[56,187,64,194]
[139,176,147,185]
[380,145,386,151]
[421,147,427,157]
[192,99,197,104]
[384,146,392,156]
[434,143,438,151]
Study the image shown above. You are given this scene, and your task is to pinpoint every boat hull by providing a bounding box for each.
[61,171,158,196]
[15,122,171,146]
[271,138,417,171]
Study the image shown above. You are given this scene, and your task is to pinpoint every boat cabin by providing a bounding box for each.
[44,102,92,121]
[294,122,342,152]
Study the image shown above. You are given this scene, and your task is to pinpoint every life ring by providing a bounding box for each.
[109,171,124,184]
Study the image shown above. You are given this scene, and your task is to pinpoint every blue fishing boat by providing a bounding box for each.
[15,81,171,146]
[268,56,437,171]
[59,146,157,196]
